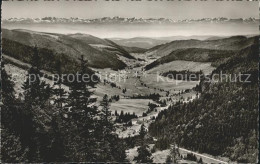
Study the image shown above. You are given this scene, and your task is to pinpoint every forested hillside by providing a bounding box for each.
[146,36,257,58]
[68,33,135,59]
[2,29,129,70]
[1,48,128,162]
[148,44,258,163]
[145,48,235,70]
[2,39,96,74]
[145,36,258,70]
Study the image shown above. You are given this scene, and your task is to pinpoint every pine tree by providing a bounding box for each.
[134,144,153,163]
[97,94,127,162]
[198,157,203,163]
[1,59,16,130]
[168,144,181,163]
[134,124,153,163]
[53,59,67,110]
[48,59,67,161]
[100,94,113,133]
[21,46,52,162]
[115,110,118,116]
[48,115,66,162]
[139,124,146,139]
[1,60,15,105]
[98,94,114,161]
[110,137,128,162]
[1,59,29,162]
[168,130,181,163]
[22,46,52,108]
[65,55,98,161]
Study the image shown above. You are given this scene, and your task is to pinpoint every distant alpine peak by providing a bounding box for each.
[3,17,259,24]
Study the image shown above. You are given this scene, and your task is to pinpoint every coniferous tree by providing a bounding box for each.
[100,94,113,133]
[139,124,146,139]
[1,59,28,162]
[22,46,52,108]
[1,60,15,105]
[1,60,17,130]
[21,46,52,162]
[98,94,114,161]
[65,55,98,161]
[110,137,128,162]
[134,124,153,163]
[198,157,203,163]
[97,94,127,162]
[168,144,181,163]
[48,59,68,161]
[48,115,66,162]
[53,59,67,110]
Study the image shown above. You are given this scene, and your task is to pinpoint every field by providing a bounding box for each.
[148,60,215,75]
[110,99,152,116]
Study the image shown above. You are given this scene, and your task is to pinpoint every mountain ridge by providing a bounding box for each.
[3,17,259,24]
[144,36,258,70]
[2,28,132,70]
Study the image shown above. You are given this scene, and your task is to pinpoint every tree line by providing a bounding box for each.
[1,47,127,162]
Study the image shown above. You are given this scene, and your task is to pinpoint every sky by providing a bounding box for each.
[2,1,259,20]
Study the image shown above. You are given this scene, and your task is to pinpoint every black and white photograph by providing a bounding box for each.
[0,0,259,163]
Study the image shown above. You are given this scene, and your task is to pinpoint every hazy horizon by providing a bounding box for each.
[2,22,259,39]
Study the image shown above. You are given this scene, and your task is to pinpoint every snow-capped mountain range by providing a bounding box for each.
[3,17,259,24]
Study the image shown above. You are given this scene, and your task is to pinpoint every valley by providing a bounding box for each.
[2,28,258,163]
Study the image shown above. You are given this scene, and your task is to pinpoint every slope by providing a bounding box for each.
[2,29,128,70]
[146,36,257,58]
[111,37,170,49]
[68,33,135,59]
[145,48,235,70]
[148,44,258,163]
[145,36,258,70]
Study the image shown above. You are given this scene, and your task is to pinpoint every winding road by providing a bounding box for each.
[171,145,230,164]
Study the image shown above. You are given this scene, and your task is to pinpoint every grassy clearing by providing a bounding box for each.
[110,99,152,116]
[148,60,215,75]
